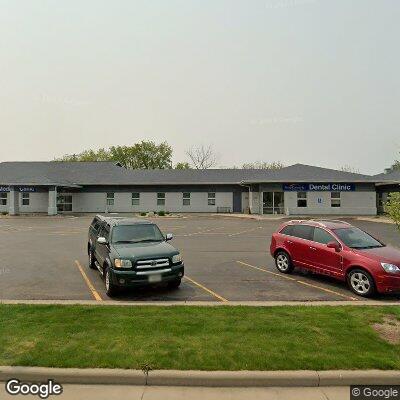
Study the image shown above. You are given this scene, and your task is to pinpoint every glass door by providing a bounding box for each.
[263,192,284,215]
[57,194,73,212]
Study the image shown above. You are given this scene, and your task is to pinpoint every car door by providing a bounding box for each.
[309,227,343,277]
[287,224,315,269]
[95,224,110,267]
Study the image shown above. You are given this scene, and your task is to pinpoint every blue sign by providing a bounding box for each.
[0,186,10,192]
[283,183,355,192]
[18,187,36,192]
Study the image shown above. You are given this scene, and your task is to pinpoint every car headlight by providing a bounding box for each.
[381,263,400,274]
[172,254,182,264]
[114,259,132,268]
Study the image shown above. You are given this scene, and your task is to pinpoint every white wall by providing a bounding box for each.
[71,191,234,213]
[284,191,377,215]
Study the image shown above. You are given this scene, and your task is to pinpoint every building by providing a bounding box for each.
[0,161,398,216]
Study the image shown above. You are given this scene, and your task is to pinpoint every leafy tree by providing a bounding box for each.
[242,161,284,170]
[175,162,191,169]
[386,193,400,231]
[55,141,173,169]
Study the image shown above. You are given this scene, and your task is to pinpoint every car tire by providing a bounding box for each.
[275,251,294,274]
[105,267,119,298]
[88,247,97,270]
[167,278,181,289]
[347,269,376,297]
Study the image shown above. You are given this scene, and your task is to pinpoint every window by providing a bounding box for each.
[280,225,293,236]
[297,192,307,207]
[106,193,114,206]
[57,194,72,212]
[22,193,30,206]
[112,224,164,243]
[157,192,165,206]
[291,224,314,240]
[183,192,191,206]
[331,191,341,208]
[334,227,384,249]
[208,192,216,206]
[313,227,336,245]
[100,225,110,241]
[0,193,7,206]
[132,193,140,206]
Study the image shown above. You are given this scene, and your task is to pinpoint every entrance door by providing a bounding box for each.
[263,192,284,214]
[233,191,242,213]
[57,194,73,212]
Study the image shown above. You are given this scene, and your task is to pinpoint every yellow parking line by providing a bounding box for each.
[185,275,228,302]
[74,260,103,301]
[236,261,358,301]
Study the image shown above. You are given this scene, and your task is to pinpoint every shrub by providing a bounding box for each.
[140,212,147,217]
[386,193,400,231]
[158,210,166,217]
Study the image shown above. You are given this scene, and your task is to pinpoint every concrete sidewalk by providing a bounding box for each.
[0,384,350,400]
[1,299,399,306]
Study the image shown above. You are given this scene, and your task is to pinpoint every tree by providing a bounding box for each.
[55,141,173,169]
[386,193,400,231]
[186,145,217,169]
[340,165,360,174]
[175,162,191,169]
[242,161,284,170]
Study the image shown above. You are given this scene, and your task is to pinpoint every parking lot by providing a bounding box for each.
[0,214,399,302]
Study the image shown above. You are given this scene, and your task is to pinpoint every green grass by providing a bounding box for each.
[0,305,399,370]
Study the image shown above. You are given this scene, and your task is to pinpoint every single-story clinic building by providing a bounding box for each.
[0,161,398,216]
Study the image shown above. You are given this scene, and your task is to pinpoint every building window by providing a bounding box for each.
[157,192,165,206]
[57,194,72,212]
[183,192,191,206]
[22,193,30,206]
[0,193,7,206]
[132,192,140,206]
[297,191,307,207]
[106,193,114,206]
[208,192,216,206]
[331,191,341,207]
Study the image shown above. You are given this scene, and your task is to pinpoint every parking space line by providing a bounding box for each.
[184,275,228,302]
[236,261,359,301]
[229,226,263,237]
[178,227,226,237]
[74,260,103,301]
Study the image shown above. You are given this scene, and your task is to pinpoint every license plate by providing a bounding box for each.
[148,274,162,283]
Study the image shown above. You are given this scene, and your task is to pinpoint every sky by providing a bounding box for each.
[0,0,399,174]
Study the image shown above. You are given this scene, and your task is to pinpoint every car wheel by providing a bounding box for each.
[167,278,181,289]
[275,251,294,274]
[347,269,376,297]
[88,248,96,269]
[105,267,119,297]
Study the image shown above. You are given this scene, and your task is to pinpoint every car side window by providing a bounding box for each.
[280,225,293,236]
[99,225,110,241]
[291,225,314,240]
[313,227,336,245]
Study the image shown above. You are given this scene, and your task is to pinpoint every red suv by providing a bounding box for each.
[270,220,400,297]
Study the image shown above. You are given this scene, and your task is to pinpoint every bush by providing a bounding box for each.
[1,212,8,216]
[386,192,400,231]
[158,210,166,217]
[140,212,147,217]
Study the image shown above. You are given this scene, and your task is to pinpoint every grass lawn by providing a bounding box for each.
[0,304,399,371]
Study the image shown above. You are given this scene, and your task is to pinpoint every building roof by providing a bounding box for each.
[373,169,400,185]
[0,161,379,186]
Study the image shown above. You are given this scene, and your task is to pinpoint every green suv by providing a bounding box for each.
[88,215,184,297]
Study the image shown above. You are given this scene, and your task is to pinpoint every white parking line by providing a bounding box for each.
[229,226,263,237]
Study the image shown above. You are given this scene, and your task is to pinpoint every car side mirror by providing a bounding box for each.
[327,241,341,252]
[166,233,173,241]
[97,237,107,245]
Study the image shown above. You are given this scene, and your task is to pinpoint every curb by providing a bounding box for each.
[1,366,399,387]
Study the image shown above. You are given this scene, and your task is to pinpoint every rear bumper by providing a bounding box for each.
[375,273,400,294]
[110,263,184,287]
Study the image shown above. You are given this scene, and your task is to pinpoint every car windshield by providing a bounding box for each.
[111,224,164,243]
[333,227,384,249]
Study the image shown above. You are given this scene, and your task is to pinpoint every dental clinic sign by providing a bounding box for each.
[0,186,36,192]
[283,183,355,191]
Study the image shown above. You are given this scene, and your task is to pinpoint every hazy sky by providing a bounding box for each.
[1,0,399,174]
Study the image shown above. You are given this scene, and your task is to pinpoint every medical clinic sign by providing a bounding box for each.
[283,183,355,192]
